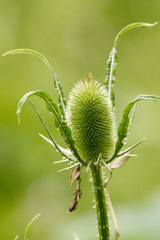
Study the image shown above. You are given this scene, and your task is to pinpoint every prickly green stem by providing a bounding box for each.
[91,164,110,240]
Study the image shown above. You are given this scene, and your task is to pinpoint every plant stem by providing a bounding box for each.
[90,164,110,240]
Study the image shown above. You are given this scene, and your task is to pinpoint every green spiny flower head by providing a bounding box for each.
[66,74,117,164]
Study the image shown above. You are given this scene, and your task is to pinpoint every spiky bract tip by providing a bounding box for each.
[66,74,117,164]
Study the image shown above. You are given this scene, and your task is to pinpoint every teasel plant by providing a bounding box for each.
[3,22,160,240]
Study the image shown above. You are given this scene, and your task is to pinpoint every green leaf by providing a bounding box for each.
[17,91,85,165]
[117,137,146,157]
[27,100,75,162]
[3,48,66,118]
[105,46,117,107]
[105,22,158,107]
[39,133,76,162]
[128,103,137,131]
[24,213,41,240]
[114,22,158,47]
[17,90,60,126]
[58,162,80,172]
[109,94,160,162]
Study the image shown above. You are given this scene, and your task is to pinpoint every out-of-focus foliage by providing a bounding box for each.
[0,1,160,240]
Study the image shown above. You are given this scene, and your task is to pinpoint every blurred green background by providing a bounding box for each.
[0,0,160,240]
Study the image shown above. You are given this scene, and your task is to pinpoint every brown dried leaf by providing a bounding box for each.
[70,166,81,186]
[69,188,82,212]
[69,167,82,212]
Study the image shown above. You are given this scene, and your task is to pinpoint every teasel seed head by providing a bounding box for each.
[66,74,117,164]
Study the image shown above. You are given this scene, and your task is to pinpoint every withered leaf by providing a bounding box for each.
[108,150,133,169]
[69,166,82,212]
[70,166,81,186]
[69,188,82,212]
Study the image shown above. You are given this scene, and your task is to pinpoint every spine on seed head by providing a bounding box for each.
[66,74,117,164]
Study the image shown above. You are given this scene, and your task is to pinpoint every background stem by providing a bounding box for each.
[106,190,120,240]
[91,164,110,240]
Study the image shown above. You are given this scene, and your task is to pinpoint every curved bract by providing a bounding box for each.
[66,75,117,164]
